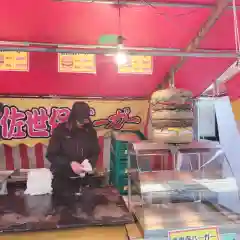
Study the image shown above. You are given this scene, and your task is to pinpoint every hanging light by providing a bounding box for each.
[115,51,128,65]
[114,35,129,66]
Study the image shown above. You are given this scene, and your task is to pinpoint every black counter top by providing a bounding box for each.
[0,183,133,233]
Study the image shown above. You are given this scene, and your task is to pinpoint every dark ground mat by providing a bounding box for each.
[0,184,133,233]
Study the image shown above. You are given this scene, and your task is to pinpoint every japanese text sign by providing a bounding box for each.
[0,51,29,71]
[168,226,220,240]
[0,98,148,146]
[58,53,96,73]
[118,56,152,74]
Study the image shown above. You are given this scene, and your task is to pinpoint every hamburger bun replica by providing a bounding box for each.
[150,88,194,144]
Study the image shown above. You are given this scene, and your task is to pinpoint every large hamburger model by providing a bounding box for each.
[150,88,194,144]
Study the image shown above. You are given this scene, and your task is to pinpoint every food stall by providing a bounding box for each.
[126,140,240,239]
[1,0,240,239]
[0,98,147,238]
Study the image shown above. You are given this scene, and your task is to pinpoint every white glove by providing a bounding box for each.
[81,159,92,173]
[78,159,92,178]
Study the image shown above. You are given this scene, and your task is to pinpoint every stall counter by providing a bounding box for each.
[0,226,126,240]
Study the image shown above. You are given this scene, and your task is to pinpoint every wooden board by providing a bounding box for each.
[0,226,126,240]
[125,224,143,240]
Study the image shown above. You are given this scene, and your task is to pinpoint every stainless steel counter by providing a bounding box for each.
[127,140,240,239]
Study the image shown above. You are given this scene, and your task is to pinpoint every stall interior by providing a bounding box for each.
[127,140,240,239]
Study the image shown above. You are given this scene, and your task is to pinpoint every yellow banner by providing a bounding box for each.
[118,56,152,74]
[169,226,220,240]
[0,51,29,71]
[231,99,240,120]
[58,53,96,73]
[231,99,240,132]
[0,98,148,146]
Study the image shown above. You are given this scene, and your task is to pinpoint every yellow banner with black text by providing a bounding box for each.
[0,51,29,71]
[0,98,148,147]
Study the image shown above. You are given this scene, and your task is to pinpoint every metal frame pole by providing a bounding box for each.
[0,46,239,58]
[193,99,200,141]
[213,82,220,96]
[0,41,239,57]
[169,69,175,88]
[54,0,239,9]
[163,0,230,84]
[0,41,238,54]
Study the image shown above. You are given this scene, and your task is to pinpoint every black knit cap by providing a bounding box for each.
[68,101,91,124]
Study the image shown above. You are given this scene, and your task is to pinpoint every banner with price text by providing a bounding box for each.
[58,53,96,73]
[0,51,29,71]
[168,226,220,240]
[118,56,153,74]
[0,97,148,147]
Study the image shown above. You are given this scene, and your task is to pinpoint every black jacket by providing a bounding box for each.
[46,102,100,178]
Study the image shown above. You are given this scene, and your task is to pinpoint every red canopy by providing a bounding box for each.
[0,0,239,99]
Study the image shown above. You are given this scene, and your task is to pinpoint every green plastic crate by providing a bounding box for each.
[111,138,128,158]
[110,138,128,186]
[118,183,128,195]
[110,159,127,185]
[110,130,147,194]
[113,176,128,195]
[109,167,128,194]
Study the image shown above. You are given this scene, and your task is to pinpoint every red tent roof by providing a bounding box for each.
[0,0,239,98]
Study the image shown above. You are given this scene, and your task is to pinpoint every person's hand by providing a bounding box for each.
[70,161,85,175]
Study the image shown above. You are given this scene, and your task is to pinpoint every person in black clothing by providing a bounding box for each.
[46,101,100,215]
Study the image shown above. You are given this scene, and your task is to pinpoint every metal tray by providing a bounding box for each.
[133,202,240,238]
